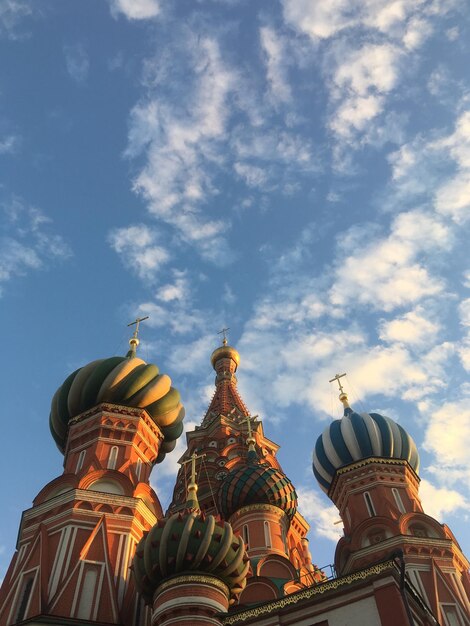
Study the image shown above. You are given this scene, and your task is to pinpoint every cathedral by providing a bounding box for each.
[0,325,469,626]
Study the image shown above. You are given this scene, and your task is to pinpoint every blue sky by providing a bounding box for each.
[1,0,470,578]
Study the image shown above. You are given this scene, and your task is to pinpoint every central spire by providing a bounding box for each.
[204,332,249,421]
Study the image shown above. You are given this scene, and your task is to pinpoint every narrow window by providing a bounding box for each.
[392,488,406,514]
[443,605,462,626]
[281,526,288,552]
[242,524,249,549]
[16,576,34,622]
[108,446,118,470]
[76,568,98,620]
[76,450,86,473]
[263,521,271,548]
[136,459,142,480]
[364,492,376,517]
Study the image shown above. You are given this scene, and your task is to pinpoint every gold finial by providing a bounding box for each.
[182,451,206,509]
[329,372,350,408]
[217,327,230,346]
[127,316,149,357]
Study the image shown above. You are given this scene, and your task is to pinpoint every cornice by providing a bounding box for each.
[231,503,287,518]
[17,488,157,546]
[330,457,420,500]
[156,574,230,596]
[340,535,455,574]
[222,560,398,624]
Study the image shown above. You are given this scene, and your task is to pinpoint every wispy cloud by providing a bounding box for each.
[419,479,468,522]
[297,485,342,543]
[0,195,71,295]
[126,34,237,262]
[108,0,161,21]
[0,134,19,154]
[260,26,292,106]
[0,0,33,39]
[108,223,170,281]
[64,44,90,83]
[282,0,462,147]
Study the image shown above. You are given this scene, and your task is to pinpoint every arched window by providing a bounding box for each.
[136,459,142,480]
[364,491,376,517]
[107,446,119,470]
[392,488,406,514]
[264,521,271,548]
[243,524,250,549]
[76,450,86,473]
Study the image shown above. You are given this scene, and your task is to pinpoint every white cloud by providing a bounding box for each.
[260,26,292,105]
[126,36,237,261]
[108,224,170,281]
[0,0,32,39]
[0,134,18,154]
[332,44,400,97]
[234,162,270,189]
[431,110,470,223]
[109,0,160,20]
[0,196,71,294]
[329,210,450,312]
[156,272,189,303]
[64,44,89,83]
[419,479,468,521]
[297,486,343,542]
[328,42,402,139]
[424,400,470,467]
[379,308,440,346]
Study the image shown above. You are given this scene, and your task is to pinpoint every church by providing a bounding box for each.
[0,324,469,626]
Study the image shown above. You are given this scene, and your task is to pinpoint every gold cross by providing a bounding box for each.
[217,327,230,346]
[242,414,258,439]
[128,316,149,339]
[329,373,347,394]
[182,451,206,485]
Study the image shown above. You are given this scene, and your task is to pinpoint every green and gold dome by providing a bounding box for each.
[217,462,298,521]
[133,509,249,604]
[49,333,185,463]
[133,456,249,604]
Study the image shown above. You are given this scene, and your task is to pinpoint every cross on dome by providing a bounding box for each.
[217,326,230,346]
[127,315,149,357]
[181,451,206,509]
[329,372,350,408]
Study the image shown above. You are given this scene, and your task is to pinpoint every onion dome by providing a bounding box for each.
[49,354,184,463]
[132,510,249,604]
[313,406,420,494]
[217,463,298,521]
[211,342,240,369]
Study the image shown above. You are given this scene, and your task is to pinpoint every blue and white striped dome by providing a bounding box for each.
[313,407,420,493]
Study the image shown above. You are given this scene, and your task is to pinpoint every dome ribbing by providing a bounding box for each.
[313,407,420,493]
[217,463,297,521]
[49,355,184,463]
[132,510,249,604]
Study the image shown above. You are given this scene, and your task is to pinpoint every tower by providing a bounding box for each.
[313,384,470,625]
[133,453,249,626]
[169,338,325,606]
[0,328,185,626]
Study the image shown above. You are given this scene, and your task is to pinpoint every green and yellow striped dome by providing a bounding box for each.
[133,509,249,604]
[49,355,185,463]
